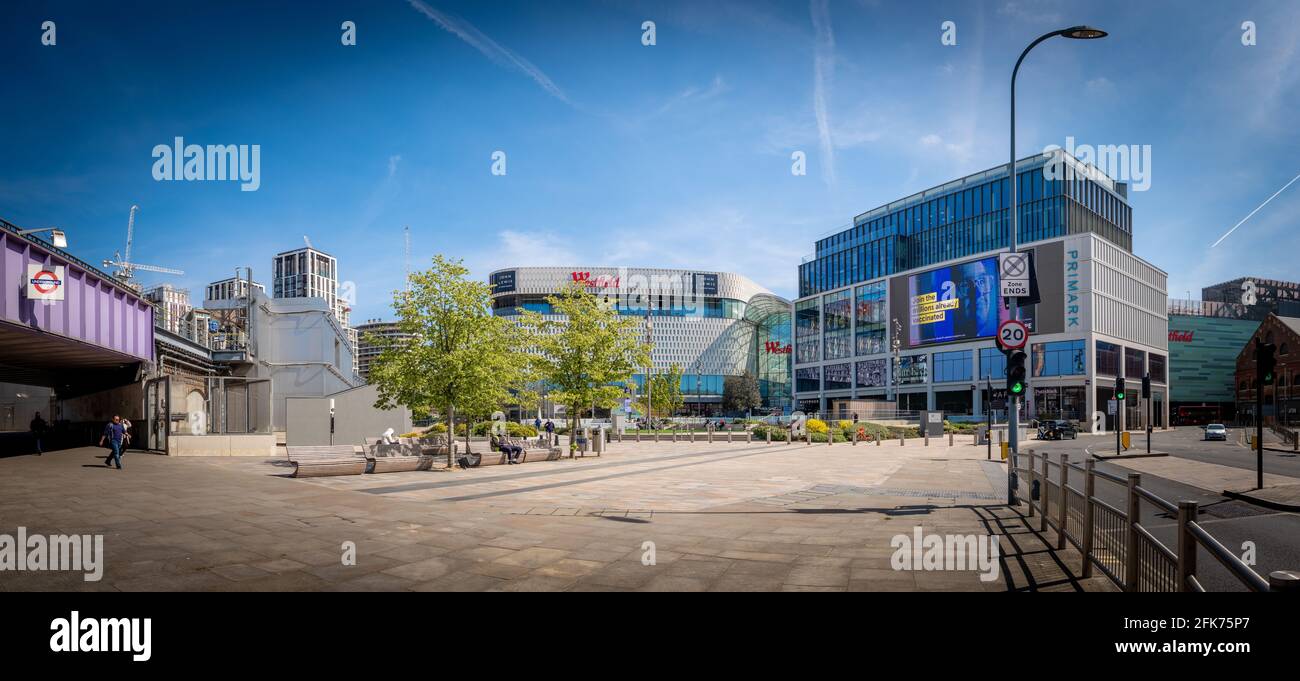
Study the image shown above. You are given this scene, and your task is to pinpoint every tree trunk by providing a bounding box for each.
[446,403,455,468]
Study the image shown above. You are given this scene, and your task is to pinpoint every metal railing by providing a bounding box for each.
[1014,450,1283,592]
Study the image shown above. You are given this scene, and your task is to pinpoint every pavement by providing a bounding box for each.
[0,438,1115,592]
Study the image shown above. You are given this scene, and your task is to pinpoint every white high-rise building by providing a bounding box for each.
[272,246,356,361]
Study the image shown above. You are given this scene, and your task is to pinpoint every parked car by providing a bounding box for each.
[1203,423,1228,441]
[1036,420,1078,440]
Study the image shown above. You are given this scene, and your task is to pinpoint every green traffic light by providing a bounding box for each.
[1116,392,1125,400]
[1011,383,1024,395]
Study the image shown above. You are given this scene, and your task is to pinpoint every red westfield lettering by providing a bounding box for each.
[1168,330,1195,343]
[570,272,620,288]
[765,341,792,354]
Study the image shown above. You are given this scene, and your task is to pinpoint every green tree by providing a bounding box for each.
[516,283,650,447]
[369,255,528,466]
[722,371,763,416]
[649,363,685,417]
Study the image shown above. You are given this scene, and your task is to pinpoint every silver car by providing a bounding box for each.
[1204,424,1227,441]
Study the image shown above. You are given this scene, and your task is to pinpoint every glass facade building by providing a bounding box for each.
[799,151,1132,298]
[791,150,1171,431]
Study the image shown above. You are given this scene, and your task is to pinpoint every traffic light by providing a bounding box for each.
[1007,350,1028,396]
[1115,375,1126,401]
[1142,373,1151,399]
[1257,340,1277,386]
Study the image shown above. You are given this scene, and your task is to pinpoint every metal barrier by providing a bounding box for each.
[1015,451,1278,592]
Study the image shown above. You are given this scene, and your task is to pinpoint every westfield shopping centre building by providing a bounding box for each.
[488,267,792,415]
[793,150,1170,432]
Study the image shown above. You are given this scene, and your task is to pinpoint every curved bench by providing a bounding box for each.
[288,445,367,477]
[367,440,434,473]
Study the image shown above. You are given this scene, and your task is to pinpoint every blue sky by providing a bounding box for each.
[2,0,1297,321]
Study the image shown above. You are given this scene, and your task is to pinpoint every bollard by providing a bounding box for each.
[1269,571,1300,591]
[949,433,954,446]
[852,428,858,446]
[807,429,812,446]
[767,428,772,445]
[899,436,904,447]
[1081,459,1096,578]
[1057,455,1069,549]
[876,437,880,447]
[1124,473,1141,591]
[727,430,733,443]
[635,430,641,443]
[1176,501,1198,592]
[924,435,929,447]
[689,429,695,443]
[827,430,832,446]
[746,429,752,443]
[672,430,677,443]
[707,429,713,444]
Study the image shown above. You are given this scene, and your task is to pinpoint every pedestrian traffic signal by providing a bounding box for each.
[1257,340,1277,386]
[1007,350,1027,396]
[1142,373,1151,399]
[1115,375,1126,401]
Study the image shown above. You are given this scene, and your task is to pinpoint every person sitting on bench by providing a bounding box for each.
[490,433,524,465]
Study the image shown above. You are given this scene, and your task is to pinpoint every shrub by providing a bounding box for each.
[427,423,448,434]
[806,418,829,434]
[837,420,854,431]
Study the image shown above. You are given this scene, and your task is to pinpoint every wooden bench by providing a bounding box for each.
[287,445,367,478]
[366,438,435,473]
[477,436,562,466]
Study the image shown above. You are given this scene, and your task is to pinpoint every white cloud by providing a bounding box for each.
[810,0,836,186]
[920,134,942,146]
[387,155,402,178]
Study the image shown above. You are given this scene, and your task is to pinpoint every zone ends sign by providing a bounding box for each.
[26,264,66,301]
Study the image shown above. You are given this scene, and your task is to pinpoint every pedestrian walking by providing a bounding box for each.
[99,415,127,470]
[30,412,48,456]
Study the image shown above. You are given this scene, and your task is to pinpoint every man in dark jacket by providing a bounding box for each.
[30,412,48,455]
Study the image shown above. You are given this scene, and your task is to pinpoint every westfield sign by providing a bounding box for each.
[1169,330,1195,343]
[571,271,620,288]
[765,341,792,354]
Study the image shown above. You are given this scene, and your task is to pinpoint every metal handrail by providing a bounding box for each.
[1027,449,1284,592]
[1187,522,1270,592]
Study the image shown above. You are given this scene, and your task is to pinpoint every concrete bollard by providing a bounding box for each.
[707,429,713,444]
[949,433,954,446]
[827,430,832,446]
[727,430,733,443]
[806,430,812,446]
[767,428,772,445]
[852,428,858,446]
[924,435,929,447]
[635,430,641,443]
[689,430,695,443]
[746,430,752,443]
[876,437,881,447]
[1269,571,1300,591]
[899,436,905,447]
[672,430,677,443]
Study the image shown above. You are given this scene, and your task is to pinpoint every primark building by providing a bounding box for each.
[488,266,792,415]
[793,150,1169,432]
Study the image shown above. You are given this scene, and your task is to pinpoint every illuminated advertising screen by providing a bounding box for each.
[907,256,1028,347]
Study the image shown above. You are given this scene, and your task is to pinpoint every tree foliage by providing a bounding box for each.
[515,284,651,435]
[369,255,529,463]
[722,371,763,415]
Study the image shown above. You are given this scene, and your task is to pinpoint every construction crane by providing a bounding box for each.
[102,205,184,286]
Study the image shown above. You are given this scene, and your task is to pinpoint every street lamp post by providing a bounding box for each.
[645,294,654,431]
[1006,25,1107,506]
[16,227,68,248]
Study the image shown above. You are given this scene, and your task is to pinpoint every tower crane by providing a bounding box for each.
[102,205,185,286]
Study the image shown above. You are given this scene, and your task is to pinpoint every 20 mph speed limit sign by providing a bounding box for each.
[997,319,1029,351]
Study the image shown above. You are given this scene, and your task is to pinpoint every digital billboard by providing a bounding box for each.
[907,256,1031,347]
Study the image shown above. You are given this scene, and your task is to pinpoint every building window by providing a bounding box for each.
[1032,340,1086,377]
[1125,348,1146,379]
[933,350,972,383]
[979,347,1007,381]
[796,366,821,393]
[856,359,887,389]
[897,355,928,385]
[1148,353,1166,383]
[823,290,852,360]
[855,282,887,355]
[795,299,820,364]
[1096,341,1121,376]
[824,363,852,391]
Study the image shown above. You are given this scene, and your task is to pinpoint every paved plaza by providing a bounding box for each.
[0,438,1117,592]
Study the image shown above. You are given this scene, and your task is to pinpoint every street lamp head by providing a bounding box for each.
[50,229,68,248]
[1061,25,1107,40]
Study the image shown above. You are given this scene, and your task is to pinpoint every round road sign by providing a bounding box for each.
[997,319,1029,350]
[31,270,61,294]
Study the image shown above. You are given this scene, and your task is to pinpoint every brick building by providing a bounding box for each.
[1235,314,1300,427]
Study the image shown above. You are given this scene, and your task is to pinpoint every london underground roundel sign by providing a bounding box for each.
[997,319,1029,351]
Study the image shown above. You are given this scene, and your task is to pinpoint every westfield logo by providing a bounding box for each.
[1168,330,1195,343]
[571,272,620,288]
[765,341,792,354]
